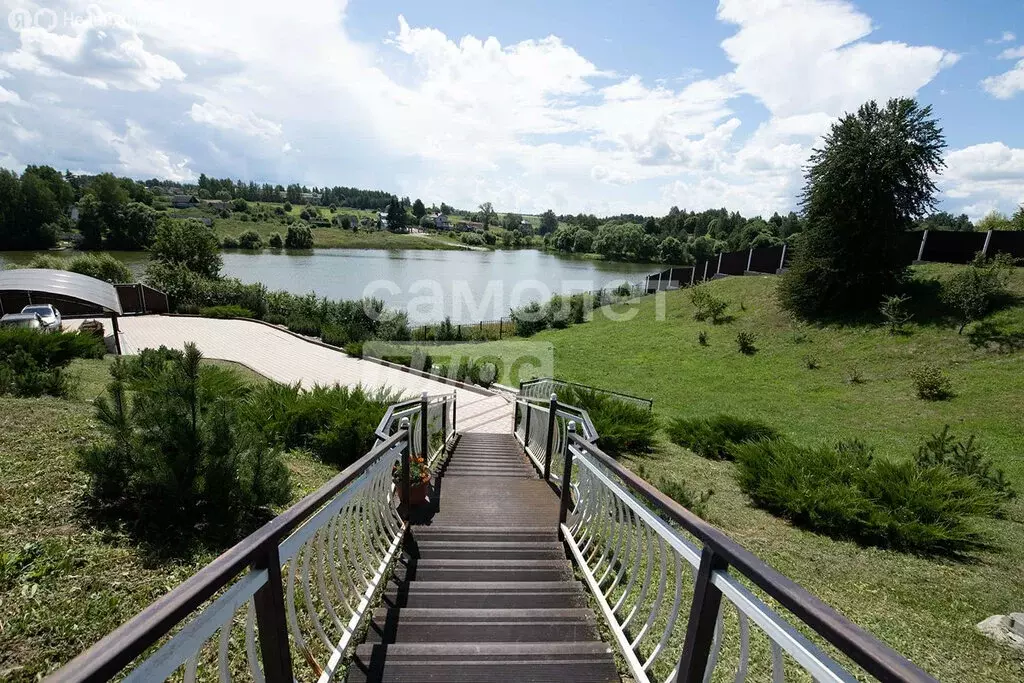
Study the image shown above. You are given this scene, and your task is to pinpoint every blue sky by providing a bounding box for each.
[1,0,1022,219]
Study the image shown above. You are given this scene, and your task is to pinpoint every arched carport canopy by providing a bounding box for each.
[0,268,123,315]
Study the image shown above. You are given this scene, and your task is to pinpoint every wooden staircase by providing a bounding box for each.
[345,432,619,682]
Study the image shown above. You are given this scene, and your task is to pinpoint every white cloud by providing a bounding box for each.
[999,46,1024,60]
[717,0,958,118]
[0,0,1010,218]
[189,101,282,140]
[987,31,1017,44]
[982,59,1024,99]
[3,18,184,91]
[0,85,22,104]
[942,142,1024,218]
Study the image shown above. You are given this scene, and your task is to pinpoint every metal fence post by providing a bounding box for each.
[677,547,728,683]
[746,248,753,273]
[982,229,993,257]
[524,401,533,450]
[557,422,576,541]
[543,393,558,482]
[778,243,787,273]
[420,391,429,459]
[400,417,411,519]
[441,395,448,444]
[916,229,929,262]
[252,542,294,683]
[452,394,457,434]
[715,252,723,276]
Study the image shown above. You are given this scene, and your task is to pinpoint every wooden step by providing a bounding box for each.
[365,608,599,644]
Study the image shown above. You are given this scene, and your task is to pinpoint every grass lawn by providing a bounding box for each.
[0,357,337,681]
[462,264,1024,681]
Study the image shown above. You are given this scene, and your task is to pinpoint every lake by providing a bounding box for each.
[0,249,654,324]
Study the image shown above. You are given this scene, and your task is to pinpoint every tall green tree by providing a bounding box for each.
[412,198,426,220]
[478,202,494,230]
[779,98,945,317]
[539,209,558,235]
[151,217,223,278]
[385,196,408,232]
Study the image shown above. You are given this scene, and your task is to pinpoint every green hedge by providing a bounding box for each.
[200,305,255,319]
[666,414,779,460]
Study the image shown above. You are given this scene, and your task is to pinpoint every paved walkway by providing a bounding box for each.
[88,316,512,433]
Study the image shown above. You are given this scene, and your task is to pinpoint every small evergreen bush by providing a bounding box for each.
[268,232,284,248]
[320,324,349,347]
[879,294,913,335]
[803,354,820,370]
[697,330,709,346]
[220,235,240,249]
[911,364,952,401]
[285,225,314,249]
[510,301,547,337]
[690,286,728,323]
[666,414,779,460]
[736,331,757,355]
[916,426,1015,501]
[200,305,254,319]
[732,437,1005,553]
[558,385,657,457]
[286,315,321,337]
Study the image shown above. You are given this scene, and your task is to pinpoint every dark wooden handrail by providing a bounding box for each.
[49,430,408,683]
[566,432,937,683]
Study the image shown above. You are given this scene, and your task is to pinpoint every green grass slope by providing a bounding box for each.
[472,263,1024,681]
[0,358,338,681]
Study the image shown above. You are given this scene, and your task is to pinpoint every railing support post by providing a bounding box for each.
[420,391,429,459]
[558,422,576,541]
[524,401,533,450]
[677,547,728,683]
[441,395,448,445]
[400,417,411,520]
[452,394,457,434]
[543,393,558,482]
[252,542,294,683]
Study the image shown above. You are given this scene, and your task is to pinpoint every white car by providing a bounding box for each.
[20,304,62,332]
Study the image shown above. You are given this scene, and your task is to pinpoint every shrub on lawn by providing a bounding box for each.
[911,363,952,401]
[285,225,314,249]
[736,331,757,355]
[636,462,713,519]
[237,230,263,250]
[557,385,656,457]
[320,324,349,347]
[698,330,708,346]
[666,414,779,460]
[0,350,78,398]
[879,294,913,335]
[246,382,397,468]
[803,354,820,370]
[200,305,254,319]
[221,235,240,249]
[25,253,134,284]
[691,286,728,323]
[268,232,284,248]
[286,315,321,337]
[0,328,104,368]
[79,344,292,538]
[732,437,1005,553]
[510,301,547,337]
[916,426,1015,501]
[941,252,1016,334]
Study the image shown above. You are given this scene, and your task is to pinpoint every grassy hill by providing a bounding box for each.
[0,358,338,681]
[468,263,1024,681]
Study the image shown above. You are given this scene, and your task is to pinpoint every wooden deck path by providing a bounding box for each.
[76,316,512,433]
[346,432,618,683]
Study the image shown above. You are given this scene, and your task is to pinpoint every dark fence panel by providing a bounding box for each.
[694,260,713,282]
[718,250,748,276]
[115,285,142,313]
[139,284,169,314]
[921,230,987,264]
[748,246,784,273]
[987,230,1024,259]
[669,266,694,287]
[900,231,924,263]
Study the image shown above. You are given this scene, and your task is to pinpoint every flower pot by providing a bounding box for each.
[401,481,430,506]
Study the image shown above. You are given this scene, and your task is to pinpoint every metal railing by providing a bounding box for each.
[49,392,457,683]
[514,394,936,683]
[520,377,654,410]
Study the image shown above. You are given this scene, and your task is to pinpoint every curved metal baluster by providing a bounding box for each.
[285,546,312,671]
[643,549,684,672]
[604,502,634,598]
[630,535,667,649]
[581,470,603,563]
[349,488,373,583]
[612,506,645,614]
[183,656,198,683]
[327,512,357,617]
[589,481,615,574]
[218,619,232,683]
[575,469,598,553]
[342,493,368,587]
[598,494,628,587]
[245,600,265,683]
[701,606,725,683]
[771,642,785,683]
[315,521,346,635]
[300,532,332,653]
[734,605,750,683]
[622,517,655,631]
[335,502,361,614]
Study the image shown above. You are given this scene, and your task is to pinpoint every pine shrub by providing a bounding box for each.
[558,385,657,456]
[666,414,779,460]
